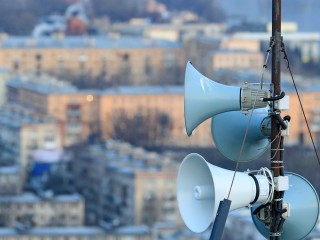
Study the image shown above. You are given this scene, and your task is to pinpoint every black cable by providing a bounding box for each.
[263,91,285,102]
[275,113,287,130]
[281,44,320,167]
[252,202,270,215]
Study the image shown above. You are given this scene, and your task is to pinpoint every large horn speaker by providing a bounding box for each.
[211,109,271,162]
[184,61,268,136]
[176,153,270,233]
[251,172,319,240]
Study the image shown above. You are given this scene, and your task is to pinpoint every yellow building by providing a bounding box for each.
[285,91,320,146]
[221,38,261,52]
[208,49,264,71]
[0,35,185,85]
[99,86,211,147]
[7,77,212,147]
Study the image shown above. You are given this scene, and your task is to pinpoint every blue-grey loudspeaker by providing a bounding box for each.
[184,61,268,136]
[177,153,271,233]
[211,109,270,162]
[251,172,320,240]
[184,62,240,136]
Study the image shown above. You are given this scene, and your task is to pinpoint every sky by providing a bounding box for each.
[218,0,320,32]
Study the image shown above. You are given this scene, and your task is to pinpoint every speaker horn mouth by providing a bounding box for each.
[194,185,214,200]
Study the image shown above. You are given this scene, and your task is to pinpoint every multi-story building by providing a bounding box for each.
[0,192,84,227]
[7,77,212,147]
[0,226,152,240]
[0,165,22,195]
[0,35,185,86]
[8,72,320,148]
[0,104,63,176]
[0,68,11,106]
[207,49,264,71]
[6,76,99,147]
[99,86,211,147]
[285,90,320,146]
[231,32,320,63]
[71,141,181,227]
[220,38,261,52]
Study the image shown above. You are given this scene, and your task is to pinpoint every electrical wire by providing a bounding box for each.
[248,167,275,204]
[281,43,320,166]
[227,47,271,199]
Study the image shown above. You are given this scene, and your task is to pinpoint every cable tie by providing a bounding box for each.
[270,160,283,163]
[271,149,284,151]
[273,198,283,202]
[270,232,282,237]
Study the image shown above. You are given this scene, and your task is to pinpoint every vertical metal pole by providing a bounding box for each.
[271,0,283,239]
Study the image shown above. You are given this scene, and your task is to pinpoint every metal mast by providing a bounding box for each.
[270,0,284,239]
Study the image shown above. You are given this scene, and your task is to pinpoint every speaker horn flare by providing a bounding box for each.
[184,61,269,136]
[177,153,270,233]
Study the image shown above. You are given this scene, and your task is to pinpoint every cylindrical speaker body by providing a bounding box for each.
[177,153,269,233]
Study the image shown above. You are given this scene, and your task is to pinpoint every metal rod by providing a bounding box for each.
[270,0,284,239]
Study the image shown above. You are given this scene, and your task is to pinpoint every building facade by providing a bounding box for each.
[0,35,185,86]
[7,78,212,147]
[0,165,22,195]
[71,141,182,227]
[0,104,63,177]
[208,49,264,71]
[0,193,84,227]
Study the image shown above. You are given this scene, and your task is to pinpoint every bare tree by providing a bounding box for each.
[110,108,173,147]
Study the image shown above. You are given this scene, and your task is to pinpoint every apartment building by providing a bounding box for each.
[0,165,22,195]
[285,90,320,146]
[231,32,320,63]
[208,49,264,71]
[0,104,63,176]
[71,141,182,227]
[7,77,212,147]
[99,86,211,147]
[0,192,84,227]
[0,35,185,86]
[6,76,99,147]
[0,226,152,240]
[0,68,11,106]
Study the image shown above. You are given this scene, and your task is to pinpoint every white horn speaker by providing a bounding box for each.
[177,153,270,233]
[184,61,268,136]
[211,109,270,162]
[251,172,319,240]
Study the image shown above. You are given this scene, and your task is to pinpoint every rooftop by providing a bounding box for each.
[0,192,83,203]
[102,85,184,95]
[0,104,56,128]
[8,76,184,95]
[1,35,182,49]
[0,227,106,236]
[233,32,320,41]
[83,140,178,173]
[0,165,20,174]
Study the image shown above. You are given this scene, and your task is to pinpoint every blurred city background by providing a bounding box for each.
[0,0,319,239]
